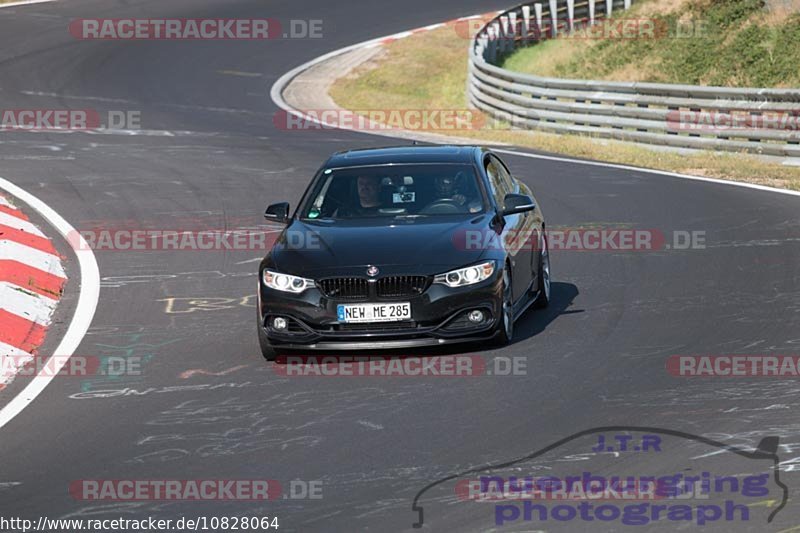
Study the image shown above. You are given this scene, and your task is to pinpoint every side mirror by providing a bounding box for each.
[502,194,535,217]
[264,202,290,224]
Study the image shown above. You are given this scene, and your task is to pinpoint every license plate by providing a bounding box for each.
[337,302,411,323]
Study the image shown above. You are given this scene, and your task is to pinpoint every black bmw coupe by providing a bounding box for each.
[257,145,550,359]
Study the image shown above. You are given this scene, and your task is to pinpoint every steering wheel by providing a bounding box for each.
[421,198,463,214]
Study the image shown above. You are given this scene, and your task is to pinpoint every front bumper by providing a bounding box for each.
[258,273,503,350]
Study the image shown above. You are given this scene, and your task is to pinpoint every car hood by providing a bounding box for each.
[268,217,491,278]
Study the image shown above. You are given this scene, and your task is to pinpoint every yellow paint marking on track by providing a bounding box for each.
[746,498,780,508]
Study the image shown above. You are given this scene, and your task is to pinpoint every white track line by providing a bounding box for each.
[0,176,100,431]
[0,239,66,277]
[0,282,58,326]
[270,19,800,200]
[493,149,800,198]
[0,197,12,208]
[0,211,46,236]
[0,0,55,9]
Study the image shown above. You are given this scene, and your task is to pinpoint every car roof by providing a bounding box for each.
[325,145,483,168]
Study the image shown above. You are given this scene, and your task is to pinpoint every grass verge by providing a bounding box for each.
[501,0,800,87]
[330,22,800,191]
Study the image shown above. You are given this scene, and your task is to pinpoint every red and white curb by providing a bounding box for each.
[0,194,67,389]
[0,178,98,430]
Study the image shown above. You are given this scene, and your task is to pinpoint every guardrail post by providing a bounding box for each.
[499,16,510,53]
[606,0,613,17]
[495,20,505,55]
[522,6,531,39]
[498,17,511,54]
[486,27,497,63]
[548,0,558,38]
[566,0,575,32]
[534,3,543,40]
[588,0,595,24]
[508,12,518,50]
[478,35,488,61]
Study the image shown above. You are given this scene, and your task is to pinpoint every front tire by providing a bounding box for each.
[492,266,514,346]
[534,232,551,309]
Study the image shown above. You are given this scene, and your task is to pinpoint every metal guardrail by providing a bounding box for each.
[468,0,800,157]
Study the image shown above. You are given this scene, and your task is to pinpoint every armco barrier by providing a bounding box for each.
[468,0,800,157]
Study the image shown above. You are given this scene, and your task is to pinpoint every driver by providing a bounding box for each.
[357,175,381,209]
[335,175,383,217]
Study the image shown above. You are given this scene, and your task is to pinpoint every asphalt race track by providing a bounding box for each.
[1,1,799,531]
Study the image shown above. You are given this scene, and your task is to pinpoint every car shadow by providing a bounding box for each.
[510,281,580,345]
[268,281,580,365]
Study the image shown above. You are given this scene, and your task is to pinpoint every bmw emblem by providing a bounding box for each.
[366,265,379,277]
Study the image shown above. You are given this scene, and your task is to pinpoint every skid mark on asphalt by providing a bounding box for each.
[119,388,422,465]
[356,420,384,431]
[179,364,250,379]
[217,70,263,78]
[100,270,252,288]
[22,90,266,116]
[234,257,262,265]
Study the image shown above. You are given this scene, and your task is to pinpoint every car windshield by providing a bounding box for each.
[300,164,486,220]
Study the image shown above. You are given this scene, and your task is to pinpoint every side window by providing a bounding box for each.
[485,155,512,208]
[493,156,517,194]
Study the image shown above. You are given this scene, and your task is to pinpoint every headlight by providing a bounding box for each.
[262,270,314,293]
[434,261,495,288]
